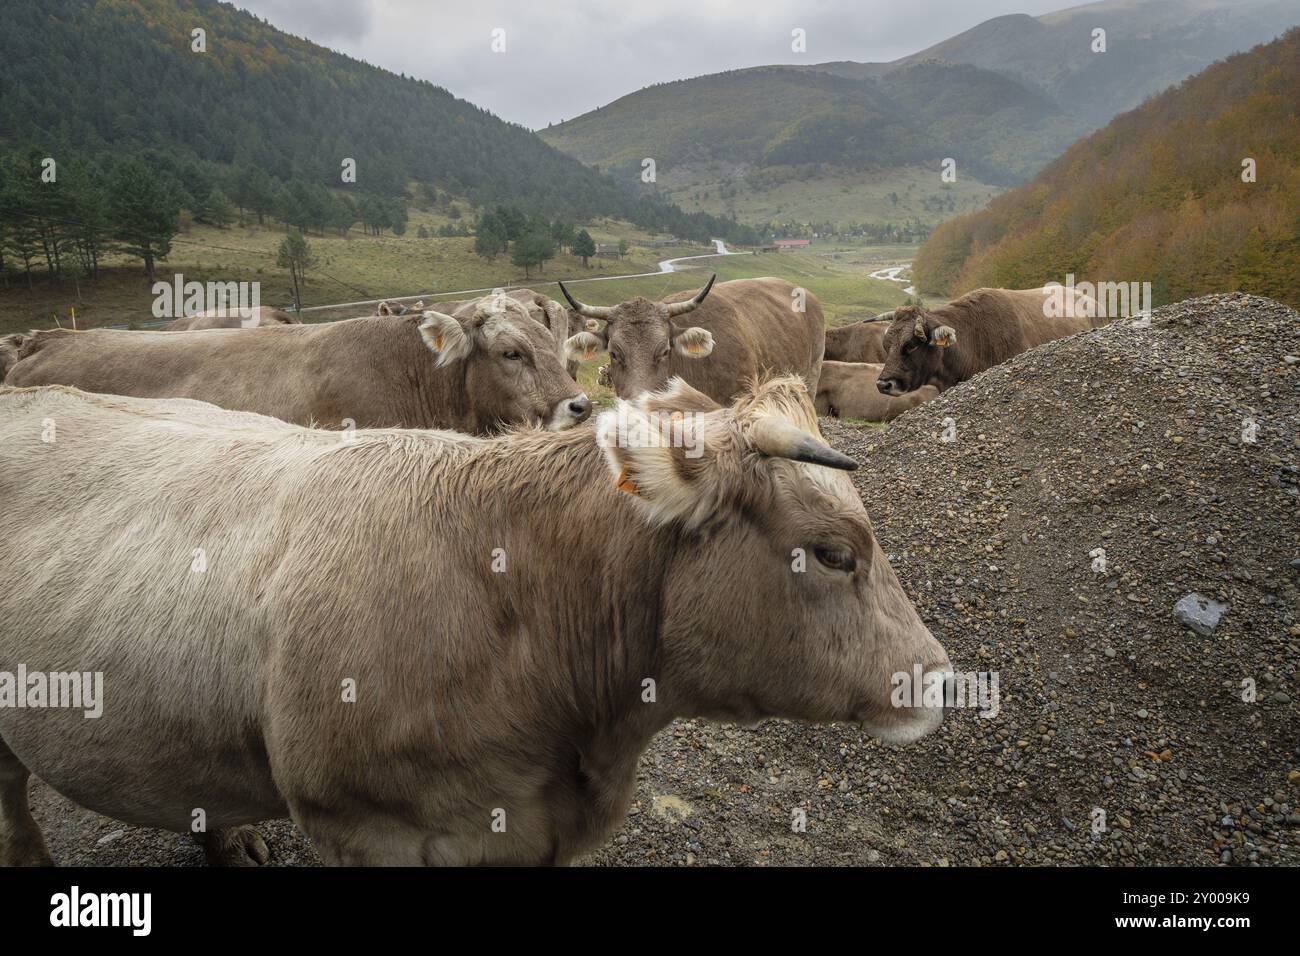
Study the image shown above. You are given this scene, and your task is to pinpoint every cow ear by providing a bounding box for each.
[596,397,728,529]
[378,300,393,316]
[418,311,474,367]
[672,326,714,359]
[930,325,957,348]
[564,330,605,363]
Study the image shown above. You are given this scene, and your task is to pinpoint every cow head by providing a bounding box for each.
[597,375,953,743]
[417,294,591,430]
[876,306,957,396]
[559,275,717,398]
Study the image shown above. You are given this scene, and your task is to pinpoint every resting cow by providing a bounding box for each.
[560,275,824,402]
[161,307,301,331]
[0,334,23,382]
[877,286,1101,396]
[816,361,939,422]
[0,378,950,866]
[823,315,891,363]
[376,300,425,316]
[6,294,590,434]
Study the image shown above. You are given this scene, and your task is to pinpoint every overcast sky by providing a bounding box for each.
[231,0,1071,129]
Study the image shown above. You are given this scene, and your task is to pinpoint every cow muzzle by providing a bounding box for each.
[859,660,955,747]
[549,393,592,430]
[876,376,906,397]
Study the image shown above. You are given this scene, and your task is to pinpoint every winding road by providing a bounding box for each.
[296,239,743,317]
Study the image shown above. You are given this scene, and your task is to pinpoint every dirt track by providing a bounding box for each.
[27,293,1299,866]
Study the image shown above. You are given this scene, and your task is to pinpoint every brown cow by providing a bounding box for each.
[388,291,584,378]
[823,315,891,363]
[559,275,824,403]
[497,289,586,378]
[816,362,939,422]
[6,294,591,434]
[0,378,951,866]
[161,307,301,331]
[376,300,426,316]
[877,287,1101,396]
[0,334,23,382]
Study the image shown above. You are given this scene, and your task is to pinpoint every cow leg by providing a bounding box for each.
[195,825,270,867]
[0,739,53,867]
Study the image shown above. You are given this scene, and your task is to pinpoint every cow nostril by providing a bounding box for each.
[569,395,591,420]
[876,379,894,394]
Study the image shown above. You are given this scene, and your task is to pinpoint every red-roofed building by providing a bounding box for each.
[773,239,811,248]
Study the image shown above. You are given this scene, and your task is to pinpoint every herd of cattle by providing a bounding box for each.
[0,278,1102,427]
[0,274,1101,866]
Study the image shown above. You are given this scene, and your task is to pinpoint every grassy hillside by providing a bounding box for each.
[0,205,918,336]
[913,28,1300,308]
[657,165,999,228]
[0,213,691,334]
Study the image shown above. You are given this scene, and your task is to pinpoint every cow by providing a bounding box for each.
[391,291,585,378]
[876,287,1102,396]
[161,307,301,331]
[559,275,825,403]
[0,377,952,866]
[376,300,426,316]
[823,315,891,363]
[505,289,586,378]
[816,362,939,422]
[5,293,591,434]
[0,334,23,382]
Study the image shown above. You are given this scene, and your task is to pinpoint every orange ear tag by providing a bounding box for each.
[433,334,444,350]
[615,466,639,496]
[583,347,597,360]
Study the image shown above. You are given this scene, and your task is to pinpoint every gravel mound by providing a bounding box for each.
[27,293,1299,866]
[586,293,1298,866]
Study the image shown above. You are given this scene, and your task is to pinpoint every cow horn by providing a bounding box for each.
[557,281,613,320]
[750,417,858,471]
[665,274,716,317]
[913,314,927,340]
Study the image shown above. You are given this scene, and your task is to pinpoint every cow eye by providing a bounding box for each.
[657,347,671,362]
[902,341,918,356]
[610,353,623,366]
[503,350,522,361]
[813,546,856,573]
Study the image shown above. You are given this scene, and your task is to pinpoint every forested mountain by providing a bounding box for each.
[889,0,1299,127]
[541,0,1298,209]
[541,60,1076,187]
[0,0,752,243]
[912,28,1300,307]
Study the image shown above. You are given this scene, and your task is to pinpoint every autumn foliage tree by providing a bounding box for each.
[913,28,1300,309]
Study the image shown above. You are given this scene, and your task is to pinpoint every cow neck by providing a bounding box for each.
[932,299,1007,389]
[464,425,681,748]
[393,317,473,431]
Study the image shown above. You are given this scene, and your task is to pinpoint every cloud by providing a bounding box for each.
[236,0,373,44]
[233,0,1067,128]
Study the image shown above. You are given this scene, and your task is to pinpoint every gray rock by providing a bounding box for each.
[1173,593,1228,636]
